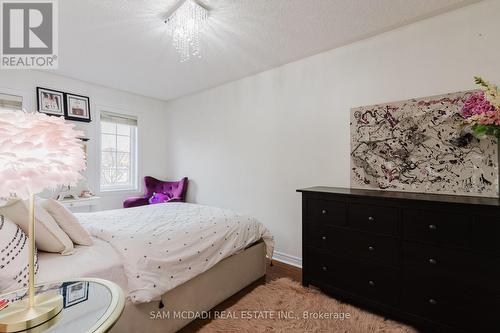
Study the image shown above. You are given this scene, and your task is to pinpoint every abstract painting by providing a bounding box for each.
[350,91,499,198]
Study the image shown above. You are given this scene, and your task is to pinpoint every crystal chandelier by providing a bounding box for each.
[165,0,209,62]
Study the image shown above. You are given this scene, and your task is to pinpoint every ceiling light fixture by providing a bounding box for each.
[164,0,209,62]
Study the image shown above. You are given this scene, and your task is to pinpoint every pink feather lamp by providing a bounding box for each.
[0,111,86,332]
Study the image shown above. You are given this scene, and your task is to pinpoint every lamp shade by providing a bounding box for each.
[0,111,86,200]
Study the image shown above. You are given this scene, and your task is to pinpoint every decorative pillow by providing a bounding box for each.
[42,199,93,246]
[0,215,38,293]
[149,192,171,205]
[0,200,74,255]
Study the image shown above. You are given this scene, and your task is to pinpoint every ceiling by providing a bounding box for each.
[56,0,480,101]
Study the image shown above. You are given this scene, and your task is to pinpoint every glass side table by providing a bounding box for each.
[0,278,125,333]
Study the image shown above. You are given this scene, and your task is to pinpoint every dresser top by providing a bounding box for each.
[297,187,500,207]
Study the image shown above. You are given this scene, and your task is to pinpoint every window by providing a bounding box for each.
[100,112,138,192]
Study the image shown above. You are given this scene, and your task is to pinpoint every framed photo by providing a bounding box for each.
[61,281,89,308]
[65,93,91,122]
[37,87,65,116]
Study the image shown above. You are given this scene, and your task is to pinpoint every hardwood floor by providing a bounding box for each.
[180,259,301,332]
[264,259,301,283]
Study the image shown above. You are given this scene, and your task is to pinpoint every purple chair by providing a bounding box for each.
[123,176,188,208]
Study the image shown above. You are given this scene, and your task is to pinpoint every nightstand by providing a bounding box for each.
[59,197,101,213]
[0,278,125,333]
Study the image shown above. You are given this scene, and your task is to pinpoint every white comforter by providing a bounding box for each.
[76,203,274,303]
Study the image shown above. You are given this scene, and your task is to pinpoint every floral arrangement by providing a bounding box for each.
[460,77,500,138]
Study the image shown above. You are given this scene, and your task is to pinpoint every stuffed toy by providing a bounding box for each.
[149,192,171,205]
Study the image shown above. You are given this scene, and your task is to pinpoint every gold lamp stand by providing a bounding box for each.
[0,195,63,332]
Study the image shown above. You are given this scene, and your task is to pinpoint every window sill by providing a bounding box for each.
[99,188,140,195]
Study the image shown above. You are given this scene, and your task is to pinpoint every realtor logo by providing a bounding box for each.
[1,0,58,69]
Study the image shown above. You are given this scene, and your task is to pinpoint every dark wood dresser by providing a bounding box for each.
[298,187,500,332]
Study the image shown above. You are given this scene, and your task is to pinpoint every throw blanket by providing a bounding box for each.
[76,203,274,303]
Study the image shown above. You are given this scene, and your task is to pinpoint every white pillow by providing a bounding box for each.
[0,215,38,294]
[0,200,74,255]
[42,199,93,246]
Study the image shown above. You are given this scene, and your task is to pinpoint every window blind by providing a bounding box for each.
[100,111,137,126]
[0,93,23,110]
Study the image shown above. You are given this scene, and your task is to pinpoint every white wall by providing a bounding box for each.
[163,0,500,263]
[0,71,169,210]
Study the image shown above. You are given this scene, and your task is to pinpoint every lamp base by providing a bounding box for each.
[0,293,63,333]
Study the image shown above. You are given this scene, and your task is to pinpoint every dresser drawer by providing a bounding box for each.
[403,269,500,302]
[306,199,347,226]
[470,216,500,255]
[308,249,400,305]
[352,264,400,306]
[401,278,500,330]
[348,203,398,236]
[308,249,357,288]
[402,242,500,288]
[307,226,400,267]
[402,209,469,247]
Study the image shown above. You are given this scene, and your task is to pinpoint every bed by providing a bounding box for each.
[37,202,273,333]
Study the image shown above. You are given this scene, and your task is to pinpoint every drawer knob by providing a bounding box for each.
[322,266,328,272]
[428,258,437,265]
[428,224,437,231]
[368,246,375,252]
[321,236,327,241]
[368,216,375,222]
[321,209,328,215]
[428,298,437,305]
[368,280,376,287]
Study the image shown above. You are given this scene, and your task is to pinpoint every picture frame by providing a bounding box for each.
[65,93,91,122]
[61,281,89,308]
[36,87,65,116]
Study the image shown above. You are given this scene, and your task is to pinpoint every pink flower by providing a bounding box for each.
[460,91,496,118]
[466,111,500,126]
[477,111,500,126]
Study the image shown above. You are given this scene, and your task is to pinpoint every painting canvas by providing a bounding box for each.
[350,91,499,198]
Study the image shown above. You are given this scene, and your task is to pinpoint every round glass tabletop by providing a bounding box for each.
[0,278,125,333]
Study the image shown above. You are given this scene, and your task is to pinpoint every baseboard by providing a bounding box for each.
[272,251,302,268]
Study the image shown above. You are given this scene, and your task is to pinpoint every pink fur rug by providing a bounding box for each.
[196,278,419,332]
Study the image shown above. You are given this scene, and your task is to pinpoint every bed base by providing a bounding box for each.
[110,241,266,333]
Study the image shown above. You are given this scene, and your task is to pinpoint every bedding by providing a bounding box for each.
[37,238,127,291]
[76,203,274,303]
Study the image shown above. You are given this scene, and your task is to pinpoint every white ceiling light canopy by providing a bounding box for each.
[164,0,209,62]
